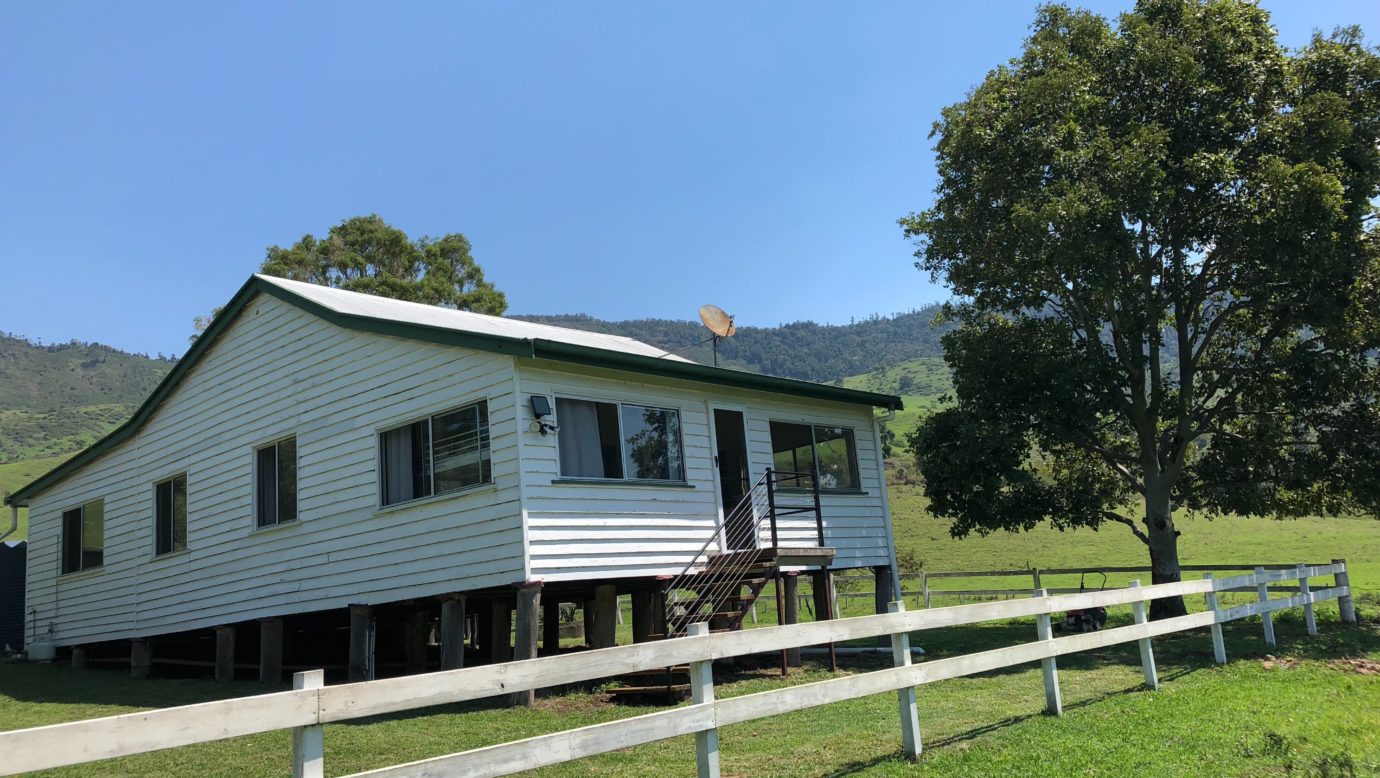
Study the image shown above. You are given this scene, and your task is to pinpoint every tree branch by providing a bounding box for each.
[1103,511,1150,546]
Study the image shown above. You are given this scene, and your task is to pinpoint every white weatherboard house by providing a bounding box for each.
[7,275,903,685]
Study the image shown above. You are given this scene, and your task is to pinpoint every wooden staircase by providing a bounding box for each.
[608,469,834,700]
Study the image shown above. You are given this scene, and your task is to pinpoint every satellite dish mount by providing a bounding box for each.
[698,304,737,367]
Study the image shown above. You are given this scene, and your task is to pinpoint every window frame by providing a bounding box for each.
[768,419,863,493]
[377,399,494,509]
[59,498,105,576]
[553,395,688,484]
[152,472,189,557]
[253,435,299,529]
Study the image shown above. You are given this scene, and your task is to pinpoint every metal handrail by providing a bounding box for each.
[662,468,825,636]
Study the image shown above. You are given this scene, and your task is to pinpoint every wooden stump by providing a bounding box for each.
[440,594,466,670]
[259,617,284,684]
[214,625,236,682]
[348,605,372,682]
[490,599,513,663]
[784,574,801,667]
[542,598,561,655]
[510,582,541,706]
[130,638,151,679]
[631,590,656,643]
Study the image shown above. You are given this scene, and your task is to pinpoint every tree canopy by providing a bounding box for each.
[901,0,1380,617]
[259,214,507,314]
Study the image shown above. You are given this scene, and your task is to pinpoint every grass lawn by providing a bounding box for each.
[886,484,1380,601]
[0,454,68,541]
[2,456,1378,774]
[1,609,1376,777]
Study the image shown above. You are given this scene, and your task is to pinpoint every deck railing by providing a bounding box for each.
[0,561,1356,778]
[663,468,824,636]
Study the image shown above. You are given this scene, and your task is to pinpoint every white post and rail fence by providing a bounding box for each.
[820,562,1353,611]
[0,561,1357,778]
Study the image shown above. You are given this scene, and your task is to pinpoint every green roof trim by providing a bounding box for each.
[6,276,902,506]
[529,339,904,411]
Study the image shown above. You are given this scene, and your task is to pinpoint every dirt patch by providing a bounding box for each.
[1327,658,1380,676]
[1261,655,1302,670]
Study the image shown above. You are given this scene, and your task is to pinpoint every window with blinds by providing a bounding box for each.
[380,400,491,507]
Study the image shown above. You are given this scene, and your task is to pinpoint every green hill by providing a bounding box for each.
[0,454,69,540]
[0,335,173,465]
[516,306,951,384]
[839,356,953,439]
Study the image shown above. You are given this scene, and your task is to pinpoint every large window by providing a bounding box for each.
[556,398,684,482]
[154,473,188,556]
[769,421,860,491]
[255,437,298,527]
[380,401,491,507]
[60,499,104,574]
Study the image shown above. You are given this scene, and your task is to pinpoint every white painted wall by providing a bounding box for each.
[517,361,893,582]
[23,296,894,648]
[25,293,526,647]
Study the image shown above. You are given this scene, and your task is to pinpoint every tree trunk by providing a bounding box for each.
[1144,482,1186,620]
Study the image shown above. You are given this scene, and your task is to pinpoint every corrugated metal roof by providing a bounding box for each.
[256,275,695,363]
[6,276,902,506]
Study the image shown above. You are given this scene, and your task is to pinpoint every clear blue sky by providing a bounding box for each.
[2,1,1376,357]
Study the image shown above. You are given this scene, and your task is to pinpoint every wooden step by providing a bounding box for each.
[619,666,689,678]
[607,684,691,699]
[706,546,837,569]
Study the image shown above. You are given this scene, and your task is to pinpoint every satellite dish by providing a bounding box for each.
[698,304,736,367]
[699,304,737,338]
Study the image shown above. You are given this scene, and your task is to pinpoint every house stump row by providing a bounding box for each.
[55,566,886,704]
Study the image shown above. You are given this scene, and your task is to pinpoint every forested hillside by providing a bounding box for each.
[0,304,951,466]
[0,335,173,463]
[517,304,950,383]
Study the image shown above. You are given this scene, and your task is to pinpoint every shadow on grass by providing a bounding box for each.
[3,611,1375,727]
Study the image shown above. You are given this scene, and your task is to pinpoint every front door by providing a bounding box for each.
[712,408,753,550]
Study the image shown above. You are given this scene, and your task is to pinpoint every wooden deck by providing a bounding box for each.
[706,546,837,569]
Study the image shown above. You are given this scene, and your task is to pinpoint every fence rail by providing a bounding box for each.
[829,562,1339,609]
[0,561,1357,778]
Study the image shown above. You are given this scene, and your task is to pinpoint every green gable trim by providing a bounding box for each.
[6,276,265,506]
[530,339,904,411]
[7,276,901,506]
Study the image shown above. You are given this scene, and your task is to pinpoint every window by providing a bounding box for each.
[380,401,491,507]
[60,499,104,574]
[769,421,860,491]
[556,398,684,482]
[255,437,298,527]
[154,474,188,555]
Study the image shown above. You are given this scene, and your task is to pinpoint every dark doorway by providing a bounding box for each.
[713,408,753,550]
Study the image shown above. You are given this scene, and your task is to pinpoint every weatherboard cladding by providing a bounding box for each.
[6,274,901,506]
[518,364,892,580]
[24,296,525,644]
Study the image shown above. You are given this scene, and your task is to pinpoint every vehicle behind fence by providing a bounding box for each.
[0,560,1358,778]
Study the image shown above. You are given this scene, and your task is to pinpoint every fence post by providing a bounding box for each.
[922,573,931,610]
[1128,580,1158,691]
[687,622,721,778]
[1033,590,1062,715]
[1203,574,1227,665]
[1255,566,1276,647]
[1297,564,1318,636]
[1031,568,1042,593]
[291,670,324,778]
[888,601,922,759]
[1334,559,1357,625]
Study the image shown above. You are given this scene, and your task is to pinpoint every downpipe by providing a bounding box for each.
[0,504,17,542]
